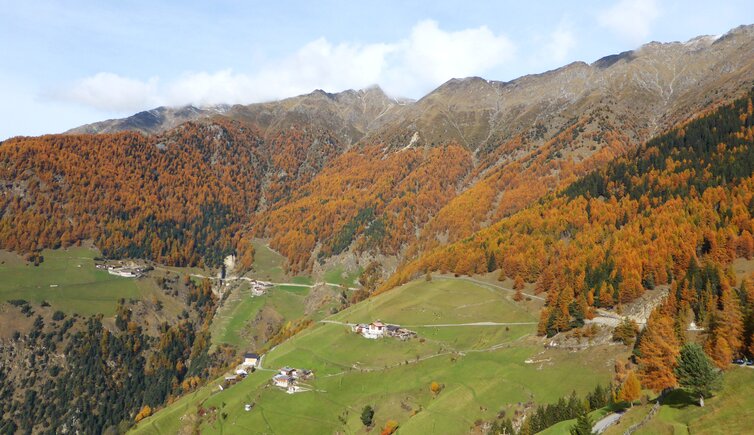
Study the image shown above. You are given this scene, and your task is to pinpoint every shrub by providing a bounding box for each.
[381,420,398,435]
[360,405,374,427]
[430,381,442,394]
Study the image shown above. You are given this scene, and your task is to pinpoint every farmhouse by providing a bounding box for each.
[107,267,145,278]
[390,327,417,341]
[243,352,260,367]
[271,367,313,393]
[353,321,417,340]
[250,280,273,296]
[273,374,294,388]
[353,321,386,339]
[278,366,312,379]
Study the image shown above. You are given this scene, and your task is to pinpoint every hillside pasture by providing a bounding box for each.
[0,247,154,316]
[134,277,619,434]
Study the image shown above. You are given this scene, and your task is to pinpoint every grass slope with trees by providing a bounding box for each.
[132,278,620,435]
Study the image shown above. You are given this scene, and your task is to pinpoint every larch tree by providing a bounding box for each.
[638,310,680,392]
[618,371,641,406]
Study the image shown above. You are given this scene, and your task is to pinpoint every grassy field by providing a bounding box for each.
[331,277,539,325]
[0,247,157,316]
[323,264,362,287]
[245,239,358,287]
[210,238,350,351]
[244,239,311,284]
[133,277,617,435]
[601,367,754,435]
[245,240,287,282]
[209,284,313,349]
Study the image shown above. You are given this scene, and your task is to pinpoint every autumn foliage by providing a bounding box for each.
[0,121,262,267]
[618,371,641,405]
[381,91,754,347]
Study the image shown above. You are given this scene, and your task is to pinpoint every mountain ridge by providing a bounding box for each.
[8,23,754,277]
[66,24,754,155]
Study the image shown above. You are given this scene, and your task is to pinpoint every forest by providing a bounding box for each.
[383,89,754,367]
[0,120,355,269]
[0,278,230,434]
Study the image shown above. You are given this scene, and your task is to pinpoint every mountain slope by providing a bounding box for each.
[252,25,754,272]
[6,24,754,277]
[369,25,754,153]
[67,104,231,135]
[383,86,754,343]
[69,86,404,145]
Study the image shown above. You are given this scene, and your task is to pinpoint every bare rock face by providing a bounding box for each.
[69,25,754,160]
[67,105,231,135]
[368,25,754,155]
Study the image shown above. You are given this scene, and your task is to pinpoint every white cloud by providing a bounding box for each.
[385,20,516,95]
[598,0,660,44]
[545,22,577,63]
[57,73,160,112]
[52,20,516,112]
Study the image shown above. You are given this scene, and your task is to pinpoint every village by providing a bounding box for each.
[218,320,414,404]
[219,351,315,402]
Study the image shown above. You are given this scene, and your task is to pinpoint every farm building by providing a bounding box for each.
[243,352,260,367]
[353,321,385,339]
[272,367,313,393]
[250,280,273,296]
[353,321,417,340]
[273,374,295,389]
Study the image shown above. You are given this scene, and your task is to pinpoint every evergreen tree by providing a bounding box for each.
[675,343,723,407]
[360,405,374,427]
[569,410,594,435]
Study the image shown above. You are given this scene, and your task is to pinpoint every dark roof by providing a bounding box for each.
[244,352,259,358]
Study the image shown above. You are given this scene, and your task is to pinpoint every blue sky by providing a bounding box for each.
[1,0,753,139]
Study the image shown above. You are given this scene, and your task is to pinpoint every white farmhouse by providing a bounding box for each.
[243,352,260,367]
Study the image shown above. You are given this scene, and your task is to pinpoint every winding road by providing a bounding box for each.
[319,320,537,328]
[593,411,623,433]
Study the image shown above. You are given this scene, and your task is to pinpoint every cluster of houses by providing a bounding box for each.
[250,280,274,296]
[220,352,260,390]
[272,366,314,394]
[352,321,417,340]
[95,262,148,278]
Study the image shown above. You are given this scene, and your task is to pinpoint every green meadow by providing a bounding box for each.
[133,277,617,434]
[210,283,311,349]
[602,367,754,435]
[0,247,154,316]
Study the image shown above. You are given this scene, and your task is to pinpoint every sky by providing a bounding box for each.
[1,0,753,140]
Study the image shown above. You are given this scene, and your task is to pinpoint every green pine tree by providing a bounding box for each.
[360,405,374,427]
[674,343,722,407]
[569,410,593,435]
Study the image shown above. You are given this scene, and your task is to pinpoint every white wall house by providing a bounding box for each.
[362,321,385,339]
[243,352,259,367]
